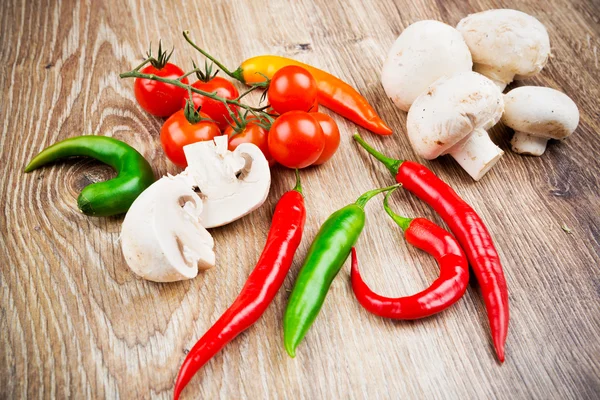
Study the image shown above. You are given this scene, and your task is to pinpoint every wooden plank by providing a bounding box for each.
[1,0,599,398]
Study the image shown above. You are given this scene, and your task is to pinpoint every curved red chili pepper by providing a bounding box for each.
[397,162,508,360]
[173,172,306,400]
[354,134,509,363]
[351,216,469,319]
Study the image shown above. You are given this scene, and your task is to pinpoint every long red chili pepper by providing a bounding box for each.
[173,171,306,399]
[354,134,509,362]
[351,190,469,319]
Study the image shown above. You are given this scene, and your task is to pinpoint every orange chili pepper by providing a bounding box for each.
[239,56,392,135]
[184,32,392,136]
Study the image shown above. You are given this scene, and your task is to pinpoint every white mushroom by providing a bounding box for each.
[381,20,473,111]
[183,135,270,228]
[457,9,551,91]
[120,136,270,282]
[501,86,579,156]
[121,175,215,282]
[407,71,504,181]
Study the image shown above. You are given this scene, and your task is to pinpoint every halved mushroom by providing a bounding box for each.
[183,135,271,228]
[457,9,550,91]
[502,86,579,156]
[407,71,504,181]
[121,175,215,282]
[381,20,473,112]
[120,137,270,282]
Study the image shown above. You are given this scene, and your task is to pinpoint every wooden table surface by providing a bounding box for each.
[2,0,599,398]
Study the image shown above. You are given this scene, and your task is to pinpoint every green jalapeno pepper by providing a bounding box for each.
[283,184,399,357]
[24,136,155,217]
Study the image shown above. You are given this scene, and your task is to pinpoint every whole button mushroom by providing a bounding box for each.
[457,9,550,91]
[381,20,473,111]
[407,71,504,181]
[501,86,579,156]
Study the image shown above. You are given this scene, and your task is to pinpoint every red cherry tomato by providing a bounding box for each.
[310,112,340,165]
[268,111,324,169]
[160,109,221,168]
[182,77,240,131]
[134,63,188,117]
[225,122,275,166]
[267,66,318,114]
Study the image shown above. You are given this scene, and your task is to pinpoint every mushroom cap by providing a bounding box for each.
[407,71,504,159]
[121,175,215,283]
[381,20,472,112]
[457,9,550,82]
[501,86,579,139]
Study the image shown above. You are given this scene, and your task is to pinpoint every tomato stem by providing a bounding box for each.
[183,31,245,83]
[177,68,202,81]
[236,86,259,102]
[119,70,268,113]
[133,57,154,72]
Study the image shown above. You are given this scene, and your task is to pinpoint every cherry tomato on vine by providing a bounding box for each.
[134,44,188,117]
[267,66,318,114]
[225,121,275,166]
[135,63,188,117]
[160,108,220,168]
[268,111,324,169]
[183,76,239,131]
[310,112,340,165]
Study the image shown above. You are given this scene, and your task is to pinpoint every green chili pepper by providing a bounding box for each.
[283,184,399,357]
[24,136,155,217]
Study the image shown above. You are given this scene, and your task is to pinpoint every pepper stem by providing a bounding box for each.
[383,188,412,231]
[183,31,245,83]
[293,169,303,195]
[353,133,403,177]
[355,184,400,209]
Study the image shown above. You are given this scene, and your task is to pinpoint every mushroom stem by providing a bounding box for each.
[447,128,504,181]
[472,64,511,92]
[510,131,549,156]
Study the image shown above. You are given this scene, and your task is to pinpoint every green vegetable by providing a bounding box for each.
[283,184,398,357]
[24,136,155,216]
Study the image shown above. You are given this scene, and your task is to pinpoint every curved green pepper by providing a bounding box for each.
[283,184,399,357]
[24,136,155,217]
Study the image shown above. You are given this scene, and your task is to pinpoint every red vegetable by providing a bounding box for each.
[183,74,239,131]
[160,104,220,168]
[310,112,340,165]
[267,65,318,114]
[134,43,188,117]
[354,134,509,362]
[173,172,306,399]
[225,117,275,166]
[351,190,469,319]
[268,111,324,168]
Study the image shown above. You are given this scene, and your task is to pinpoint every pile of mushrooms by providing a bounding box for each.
[121,136,271,282]
[381,9,579,180]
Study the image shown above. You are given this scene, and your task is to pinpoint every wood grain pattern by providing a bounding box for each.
[1,0,599,398]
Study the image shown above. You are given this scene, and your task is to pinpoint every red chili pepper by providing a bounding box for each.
[351,190,469,319]
[173,171,306,400]
[354,134,509,363]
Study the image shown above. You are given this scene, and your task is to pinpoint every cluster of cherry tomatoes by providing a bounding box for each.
[133,53,340,169]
